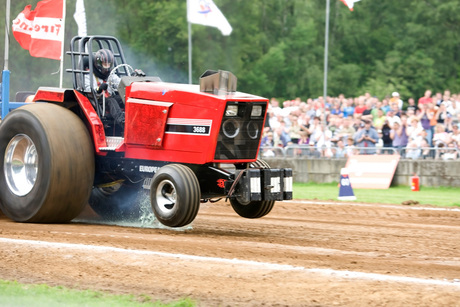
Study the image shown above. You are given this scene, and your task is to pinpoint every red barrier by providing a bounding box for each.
[411,174,420,191]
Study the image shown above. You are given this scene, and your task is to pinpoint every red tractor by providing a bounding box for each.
[0,36,292,227]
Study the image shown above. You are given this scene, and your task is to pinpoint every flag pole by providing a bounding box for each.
[3,0,10,72]
[2,0,11,119]
[188,22,192,84]
[323,0,330,127]
[59,0,67,88]
[186,0,232,84]
[187,0,192,84]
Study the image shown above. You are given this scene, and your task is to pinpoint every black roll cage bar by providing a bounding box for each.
[66,35,130,118]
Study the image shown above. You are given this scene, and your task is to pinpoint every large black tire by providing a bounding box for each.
[89,181,144,221]
[0,103,95,222]
[230,159,275,219]
[150,164,200,227]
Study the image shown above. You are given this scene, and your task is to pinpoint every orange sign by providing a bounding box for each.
[345,155,400,189]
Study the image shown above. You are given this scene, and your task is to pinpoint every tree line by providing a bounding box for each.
[1,0,460,102]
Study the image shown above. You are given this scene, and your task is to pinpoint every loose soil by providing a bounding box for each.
[0,200,460,306]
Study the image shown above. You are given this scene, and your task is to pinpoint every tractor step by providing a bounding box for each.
[99,137,124,151]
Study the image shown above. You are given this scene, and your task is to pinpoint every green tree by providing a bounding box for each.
[2,0,460,101]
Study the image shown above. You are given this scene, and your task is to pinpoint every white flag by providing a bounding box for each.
[74,0,87,36]
[340,0,361,11]
[187,0,232,36]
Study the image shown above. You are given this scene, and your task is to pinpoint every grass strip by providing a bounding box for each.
[0,280,195,307]
[294,182,460,207]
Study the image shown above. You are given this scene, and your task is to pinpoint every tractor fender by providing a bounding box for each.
[34,87,107,155]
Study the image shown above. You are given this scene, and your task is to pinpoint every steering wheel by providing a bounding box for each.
[108,63,134,91]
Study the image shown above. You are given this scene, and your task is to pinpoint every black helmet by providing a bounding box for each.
[93,49,114,79]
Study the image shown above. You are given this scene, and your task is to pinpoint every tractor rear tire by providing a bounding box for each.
[150,164,200,227]
[0,103,95,223]
[229,159,275,219]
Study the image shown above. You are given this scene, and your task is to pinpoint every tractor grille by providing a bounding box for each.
[214,101,267,160]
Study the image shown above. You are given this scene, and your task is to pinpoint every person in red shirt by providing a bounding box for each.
[418,89,432,106]
[354,96,367,115]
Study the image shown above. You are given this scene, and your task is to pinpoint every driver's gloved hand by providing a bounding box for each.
[97,82,108,94]
[132,69,146,77]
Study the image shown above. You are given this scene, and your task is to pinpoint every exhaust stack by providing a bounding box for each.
[200,70,237,95]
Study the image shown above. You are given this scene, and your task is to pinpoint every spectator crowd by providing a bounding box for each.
[260,90,460,160]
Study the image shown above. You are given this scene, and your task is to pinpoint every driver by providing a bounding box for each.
[84,49,124,126]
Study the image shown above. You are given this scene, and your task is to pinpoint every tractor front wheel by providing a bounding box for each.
[229,159,275,219]
[89,181,144,221]
[150,164,200,227]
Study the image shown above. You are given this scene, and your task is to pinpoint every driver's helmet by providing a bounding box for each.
[93,49,114,79]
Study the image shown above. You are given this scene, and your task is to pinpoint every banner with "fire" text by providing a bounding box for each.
[12,0,65,60]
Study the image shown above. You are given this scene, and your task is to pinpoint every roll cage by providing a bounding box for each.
[66,36,131,118]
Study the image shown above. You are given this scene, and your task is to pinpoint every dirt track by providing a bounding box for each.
[1,199,460,306]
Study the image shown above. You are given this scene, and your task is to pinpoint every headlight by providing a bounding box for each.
[222,118,240,138]
[225,105,238,117]
[247,121,259,139]
[251,105,263,117]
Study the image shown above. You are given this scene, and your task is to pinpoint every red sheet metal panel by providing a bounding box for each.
[125,98,172,147]
[34,87,66,102]
[74,90,107,155]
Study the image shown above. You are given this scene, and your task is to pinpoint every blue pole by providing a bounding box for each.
[2,0,11,119]
[1,70,10,119]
